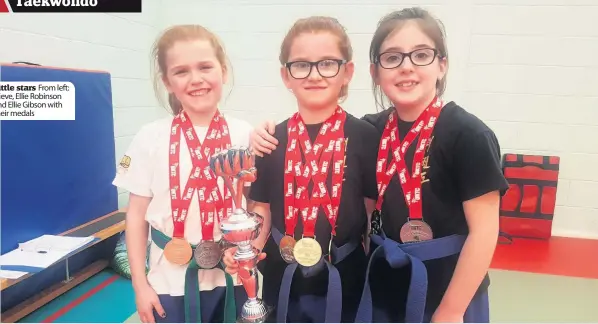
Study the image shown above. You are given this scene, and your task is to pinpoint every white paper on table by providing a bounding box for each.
[18,235,95,254]
[0,235,95,273]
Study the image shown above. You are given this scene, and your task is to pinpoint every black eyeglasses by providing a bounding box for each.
[285,59,347,79]
[376,48,440,69]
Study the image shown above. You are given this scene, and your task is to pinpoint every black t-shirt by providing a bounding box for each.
[249,112,380,322]
[362,101,509,319]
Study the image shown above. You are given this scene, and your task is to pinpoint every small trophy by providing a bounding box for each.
[209,147,272,323]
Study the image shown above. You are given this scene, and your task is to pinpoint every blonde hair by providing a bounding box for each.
[279,16,353,102]
[370,8,449,110]
[151,24,230,115]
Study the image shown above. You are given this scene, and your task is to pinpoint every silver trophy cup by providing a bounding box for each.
[209,147,272,323]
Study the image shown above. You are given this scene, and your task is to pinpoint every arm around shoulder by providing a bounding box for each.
[360,111,383,129]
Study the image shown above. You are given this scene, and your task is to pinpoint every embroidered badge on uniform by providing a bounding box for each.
[421,136,433,184]
[117,155,131,174]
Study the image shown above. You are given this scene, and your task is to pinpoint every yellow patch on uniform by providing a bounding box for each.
[117,155,131,174]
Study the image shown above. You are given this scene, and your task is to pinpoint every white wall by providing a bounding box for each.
[0,0,168,206]
[462,1,598,239]
[0,0,596,239]
[160,0,598,239]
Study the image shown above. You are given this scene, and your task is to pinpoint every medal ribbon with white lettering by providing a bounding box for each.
[284,107,346,239]
[168,111,236,323]
[282,108,346,269]
[375,97,443,243]
[169,111,232,243]
[298,108,346,237]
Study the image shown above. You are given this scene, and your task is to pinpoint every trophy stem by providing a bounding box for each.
[235,243,257,261]
[222,176,238,209]
[223,176,245,210]
[236,245,271,323]
[238,264,258,299]
[235,179,244,210]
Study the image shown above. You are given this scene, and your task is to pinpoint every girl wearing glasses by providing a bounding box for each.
[248,7,508,323]
[223,16,380,323]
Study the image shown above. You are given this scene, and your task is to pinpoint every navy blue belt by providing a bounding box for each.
[355,231,466,323]
[151,227,236,323]
[271,227,358,323]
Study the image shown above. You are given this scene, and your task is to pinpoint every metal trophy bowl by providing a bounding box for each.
[209,146,272,323]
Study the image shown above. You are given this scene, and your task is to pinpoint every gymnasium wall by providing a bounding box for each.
[1,0,596,239]
[159,0,598,239]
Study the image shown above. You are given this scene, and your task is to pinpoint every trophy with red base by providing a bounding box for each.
[209,147,271,323]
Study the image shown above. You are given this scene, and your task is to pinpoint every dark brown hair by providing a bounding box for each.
[151,25,230,115]
[370,7,448,110]
[279,16,353,102]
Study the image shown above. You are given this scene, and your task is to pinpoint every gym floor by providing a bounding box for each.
[19,236,598,323]
[488,270,598,322]
[122,269,598,323]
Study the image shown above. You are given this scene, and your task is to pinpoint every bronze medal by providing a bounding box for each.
[399,220,434,243]
[279,235,297,264]
[194,240,223,269]
[293,237,322,267]
[163,237,193,265]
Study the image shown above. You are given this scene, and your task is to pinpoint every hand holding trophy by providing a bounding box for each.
[209,147,271,323]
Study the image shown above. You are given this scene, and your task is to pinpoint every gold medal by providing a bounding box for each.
[293,237,322,267]
[163,237,193,265]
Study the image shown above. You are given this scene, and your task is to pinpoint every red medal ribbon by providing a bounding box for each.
[375,98,443,220]
[283,107,347,237]
[169,111,233,241]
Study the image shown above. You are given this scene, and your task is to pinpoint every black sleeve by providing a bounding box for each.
[453,130,509,202]
[361,110,392,133]
[249,154,271,203]
[360,124,381,200]
[361,113,377,126]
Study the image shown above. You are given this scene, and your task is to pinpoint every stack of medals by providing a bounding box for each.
[373,97,444,243]
[279,107,347,266]
[162,111,233,268]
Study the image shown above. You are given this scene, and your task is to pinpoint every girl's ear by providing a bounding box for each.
[437,56,447,83]
[342,61,355,86]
